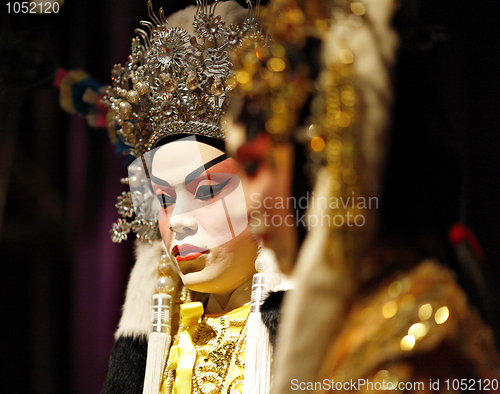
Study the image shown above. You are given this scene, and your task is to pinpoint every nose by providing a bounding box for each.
[169,210,198,240]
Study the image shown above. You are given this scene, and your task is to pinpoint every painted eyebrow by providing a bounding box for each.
[138,155,170,188]
[150,174,172,188]
[185,153,227,185]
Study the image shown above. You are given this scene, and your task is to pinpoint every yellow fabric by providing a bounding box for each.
[204,303,250,319]
[161,303,250,394]
[167,302,204,394]
[180,302,204,327]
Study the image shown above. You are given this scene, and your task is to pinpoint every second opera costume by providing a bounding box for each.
[226,0,500,393]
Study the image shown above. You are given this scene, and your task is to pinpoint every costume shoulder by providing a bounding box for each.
[102,241,163,392]
[261,290,287,346]
[101,335,148,394]
[319,260,500,390]
[116,240,164,338]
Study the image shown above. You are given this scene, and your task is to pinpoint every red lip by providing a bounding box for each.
[172,244,209,262]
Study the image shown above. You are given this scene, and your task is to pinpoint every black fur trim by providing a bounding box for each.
[101,335,148,394]
[260,290,286,346]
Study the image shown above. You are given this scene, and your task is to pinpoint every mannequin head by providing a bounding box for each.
[149,136,258,298]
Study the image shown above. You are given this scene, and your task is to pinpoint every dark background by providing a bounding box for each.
[1,0,499,392]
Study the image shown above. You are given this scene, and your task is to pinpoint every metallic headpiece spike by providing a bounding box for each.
[103,0,260,158]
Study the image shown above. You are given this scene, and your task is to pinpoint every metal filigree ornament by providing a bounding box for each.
[104,0,260,243]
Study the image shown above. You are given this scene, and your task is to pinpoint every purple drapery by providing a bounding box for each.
[67,1,193,392]
[70,117,131,393]
[68,1,136,392]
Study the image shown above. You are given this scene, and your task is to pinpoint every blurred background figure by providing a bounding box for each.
[228,0,500,392]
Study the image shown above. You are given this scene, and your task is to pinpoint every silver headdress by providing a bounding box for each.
[103,0,259,158]
[106,0,260,243]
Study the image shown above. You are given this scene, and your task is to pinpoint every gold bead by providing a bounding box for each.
[163,75,178,92]
[236,71,250,84]
[126,90,139,103]
[267,57,286,72]
[122,121,134,135]
[186,71,198,91]
[158,261,171,275]
[136,81,149,95]
[211,77,224,96]
[310,136,325,152]
[119,101,132,117]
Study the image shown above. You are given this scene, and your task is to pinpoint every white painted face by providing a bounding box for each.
[149,136,257,295]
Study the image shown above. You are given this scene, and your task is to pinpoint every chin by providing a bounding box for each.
[174,250,235,294]
[179,279,210,294]
[171,252,219,290]
[166,229,259,295]
[179,270,244,295]
[178,269,217,291]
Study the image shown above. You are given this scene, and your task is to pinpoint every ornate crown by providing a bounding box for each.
[102,0,260,157]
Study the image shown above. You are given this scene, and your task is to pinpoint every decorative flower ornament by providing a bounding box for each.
[150,27,191,70]
[193,12,226,41]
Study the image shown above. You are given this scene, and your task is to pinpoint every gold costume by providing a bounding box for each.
[319,261,499,393]
[161,302,250,394]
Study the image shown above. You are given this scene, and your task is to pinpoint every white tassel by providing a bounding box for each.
[243,272,271,394]
[143,294,172,394]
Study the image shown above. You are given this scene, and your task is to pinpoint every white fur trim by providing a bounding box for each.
[257,247,294,292]
[166,1,248,36]
[115,240,165,339]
